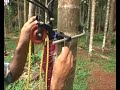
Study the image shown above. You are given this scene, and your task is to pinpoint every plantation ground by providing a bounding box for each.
[4,32,116,90]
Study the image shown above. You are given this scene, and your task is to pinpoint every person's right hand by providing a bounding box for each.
[19,16,38,43]
[9,16,38,82]
[51,46,74,89]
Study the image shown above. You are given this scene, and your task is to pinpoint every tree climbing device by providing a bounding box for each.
[26,0,85,90]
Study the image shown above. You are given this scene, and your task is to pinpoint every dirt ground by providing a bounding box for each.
[88,68,116,90]
[77,47,116,90]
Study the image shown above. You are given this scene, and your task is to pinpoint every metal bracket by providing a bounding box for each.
[53,29,85,44]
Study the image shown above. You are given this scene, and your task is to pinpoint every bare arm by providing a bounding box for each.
[50,47,74,90]
[9,16,38,82]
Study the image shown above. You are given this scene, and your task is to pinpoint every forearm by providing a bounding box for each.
[50,76,64,90]
[9,38,29,82]
[8,16,37,83]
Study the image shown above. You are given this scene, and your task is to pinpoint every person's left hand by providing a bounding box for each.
[50,47,74,89]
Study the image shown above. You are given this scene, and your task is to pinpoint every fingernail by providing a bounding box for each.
[62,47,64,52]
[34,20,38,24]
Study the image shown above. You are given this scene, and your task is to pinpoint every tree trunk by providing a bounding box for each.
[102,0,111,52]
[45,0,48,23]
[17,0,21,30]
[57,0,80,90]
[80,2,81,24]
[89,0,96,56]
[87,0,91,30]
[107,0,115,47]
[85,0,91,47]
[98,0,102,34]
[20,0,22,27]
[98,18,101,34]
[4,7,7,54]
[28,0,36,54]
[82,3,84,24]
[24,0,27,23]
[38,0,41,16]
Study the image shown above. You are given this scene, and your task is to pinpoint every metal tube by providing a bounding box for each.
[53,29,85,44]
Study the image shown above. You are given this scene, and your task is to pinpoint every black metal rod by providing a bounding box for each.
[27,0,53,18]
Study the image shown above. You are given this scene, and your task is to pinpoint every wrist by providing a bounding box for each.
[19,30,30,43]
[50,76,64,90]
[15,38,29,57]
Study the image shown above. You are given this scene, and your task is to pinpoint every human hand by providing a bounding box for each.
[50,46,74,89]
[9,16,38,82]
[19,16,38,43]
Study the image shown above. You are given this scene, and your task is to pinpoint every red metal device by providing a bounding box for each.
[30,24,47,44]
[30,23,55,90]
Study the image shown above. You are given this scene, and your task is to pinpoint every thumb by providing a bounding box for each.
[57,47,69,60]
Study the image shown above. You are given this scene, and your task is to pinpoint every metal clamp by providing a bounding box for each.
[53,29,85,44]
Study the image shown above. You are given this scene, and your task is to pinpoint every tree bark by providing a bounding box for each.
[89,0,96,56]
[38,0,41,16]
[80,1,81,24]
[86,0,91,30]
[57,0,80,90]
[102,0,111,51]
[98,0,102,34]
[17,0,21,30]
[82,2,84,24]
[45,0,48,23]
[107,0,116,47]
[28,0,36,54]
[24,0,27,23]
[85,0,91,47]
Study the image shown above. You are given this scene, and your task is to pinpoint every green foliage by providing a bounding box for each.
[4,1,18,33]
[4,55,12,63]
[103,51,116,72]
[91,50,116,72]
[104,59,116,72]
[5,39,16,50]
[94,33,104,42]
[7,79,26,90]
[73,59,90,90]
[4,37,17,62]
[111,35,116,45]
[12,27,20,35]
[31,50,42,64]
[78,35,88,50]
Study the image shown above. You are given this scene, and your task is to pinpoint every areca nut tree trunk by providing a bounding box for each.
[89,0,96,56]
[17,0,21,30]
[45,0,48,23]
[24,0,27,23]
[85,0,91,46]
[28,0,36,54]
[102,0,111,52]
[57,0,80,89]
[107,0,116,47]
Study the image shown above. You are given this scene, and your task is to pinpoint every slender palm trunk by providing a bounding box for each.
[24,0,27,23]
[17,0,21,30]
[45,0,48,23]
[102,0,111,51]
[85,0,91,47]
[89,0,96,56]
[82,3,84,24]
[28,0,36,53]
[87,0,91,30]
[98,0,102,34]
[107,0,115,47]
[57,0,80,89]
